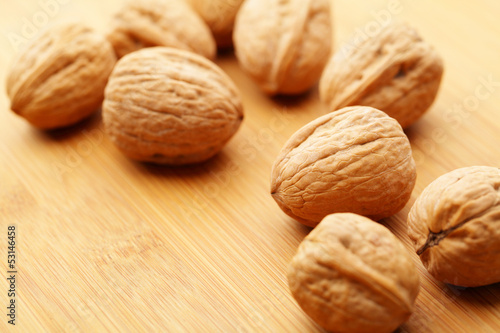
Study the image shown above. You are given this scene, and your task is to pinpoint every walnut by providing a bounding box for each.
[271,106,416,227]
[102,47,243,165]
[107,0,216,60]
[6,22,116,129]
[289,213,420,333]
[319,22,444,128]
[187,0,244,48]
[408,166,500,287]
[233,0,332,95]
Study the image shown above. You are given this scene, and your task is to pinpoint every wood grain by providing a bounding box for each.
[1,0,500,332]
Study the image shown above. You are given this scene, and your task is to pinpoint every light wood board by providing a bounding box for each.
[1,0,500,332]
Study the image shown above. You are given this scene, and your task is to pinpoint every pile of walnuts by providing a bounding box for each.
[6,0,500,332]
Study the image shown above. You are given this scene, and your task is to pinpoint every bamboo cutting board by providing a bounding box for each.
[1,0,500,332]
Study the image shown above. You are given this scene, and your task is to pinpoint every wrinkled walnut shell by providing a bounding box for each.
[319,22,444,128]
[271,106,416,227]
[233,0,332,95]
[288,213,420,333]
[6,22,116,129]
[408,166,500,287]
[103,47,243,165]
[107,0,216,60]
[187,0,244,48]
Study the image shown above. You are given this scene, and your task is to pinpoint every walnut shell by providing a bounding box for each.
[408,166,500,287]
[102,47,243,165]
[233,0,332,95]
[187,0,244,48]
[107,0,216,60]
[288,213,420,333]
[5,22,116,129]
[271,106,416,227]
[319,22,444,128]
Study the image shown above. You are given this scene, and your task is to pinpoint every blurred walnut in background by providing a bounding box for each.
[6,22,116,129]
[233,0,333,95]
[107,0,216,60]
[187,0,244,49]
[320,22,444,128]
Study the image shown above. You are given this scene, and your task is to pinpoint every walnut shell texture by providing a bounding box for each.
[319,22,444,128]
[103,47,243,165]
[408,166,500,287]
[233,0,332,95]
[6,22,116,129]
[107,0,216,60]
[288,213,420,333]
[187,0,244,48]
[271,106,416,227]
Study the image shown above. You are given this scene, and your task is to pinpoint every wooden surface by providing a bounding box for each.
[1,0,500,332]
